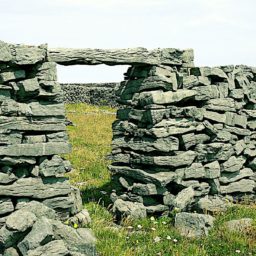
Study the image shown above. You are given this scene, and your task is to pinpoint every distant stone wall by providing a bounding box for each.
[0,41,95,255]
[61,82,120,106]
[109,64,256,219]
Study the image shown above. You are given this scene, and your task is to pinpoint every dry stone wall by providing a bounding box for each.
[61,82,120,106]
[109,64,256,219]
[0,41,95,255]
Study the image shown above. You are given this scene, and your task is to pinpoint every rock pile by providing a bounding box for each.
[109,64,256,219]
[0,41,95,254]
[0,201,95,255]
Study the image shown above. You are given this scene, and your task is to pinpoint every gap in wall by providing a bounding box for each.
[57,64,130,83]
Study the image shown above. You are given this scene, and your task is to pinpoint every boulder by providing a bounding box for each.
[112,199,147,219]
[175,212,215,237]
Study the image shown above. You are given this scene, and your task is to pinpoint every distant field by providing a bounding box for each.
[65,103,256,256]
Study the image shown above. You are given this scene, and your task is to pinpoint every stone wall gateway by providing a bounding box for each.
[0,40,255,251]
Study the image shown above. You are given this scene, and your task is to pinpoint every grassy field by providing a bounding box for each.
[65,103,256,256]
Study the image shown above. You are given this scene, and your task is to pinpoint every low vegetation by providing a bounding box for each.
[65,103,256,256]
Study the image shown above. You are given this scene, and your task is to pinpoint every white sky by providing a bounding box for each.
[0,0,255,83]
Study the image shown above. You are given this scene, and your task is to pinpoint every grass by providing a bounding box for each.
[65,103,256,256]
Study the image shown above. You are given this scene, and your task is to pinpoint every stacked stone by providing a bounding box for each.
[109,64,256,219]
[61,82,120,106]
[0,41,95,254]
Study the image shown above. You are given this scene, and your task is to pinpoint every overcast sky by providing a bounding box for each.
[0,0,255,83]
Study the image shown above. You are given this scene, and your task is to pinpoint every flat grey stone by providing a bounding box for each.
[225,112,247,128]
[48,47,194,66]
[173,186,195,211]
[113,199,146,219]
[197,195,231,213]
[112,135,179,153]
[224,125,251,136]
[46,132,68,142]
[17,78,40,99]
[191,67,227,79]
[230,89,244,99]
[29,102,65,117]
[27,240,69,256]
[182,75,211,88]
[163,193,175,206]
[17,201,57,219]
[109,165,177,187]
[234,140,246,155]
[42,196,74,212]
[50,219,96,254]
[0,133,22,145]
[137,150,197,167]
[36,62,57,82]
[18,217,54,255]
[0,116,66,132]
[193,182,210,197]
[0,142,71,156]
[0,156,36,165]
[23,135,46,144]
[248,120,256,130]
[0,173,17,185]
[181,133,210,150]
[220,179,255,194]
[0,41,12,62]
[0,198,14,216]
[183,163,205,179]
[222,156,246,172]
[203,111,226,123]
[5,210,37,232]
[175,212,215,237]
[0,70,26,83]
[131,183,166,196]
[3,247,19,256]
[136,89,197,106]
[0,177,71,199]
[145,204,169,214]
[13,44,46,65]
[194,85,219,100]
[195,143,234,162]
[39,155,69,177]
[151,118,204,137]
[219,168,254,184]
[204,161,221,179]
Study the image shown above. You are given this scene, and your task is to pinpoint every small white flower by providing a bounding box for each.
[151,227,156,231]
[173,238,178,243]
[137,224,142,229]
[154,236,161,243]
[127,226,133,230]
[166,235,171,240]
[162,221,167,225]
[150,216,155,221]
[235,250,241,254]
